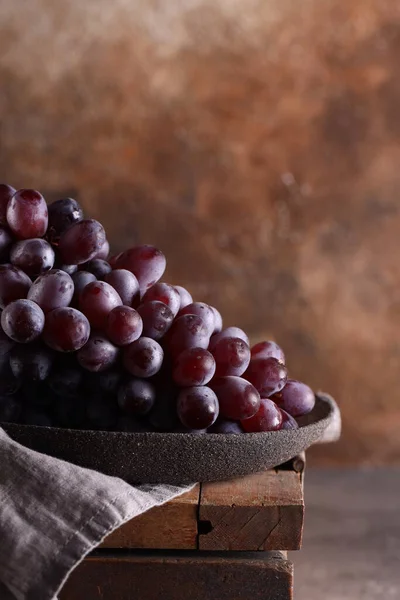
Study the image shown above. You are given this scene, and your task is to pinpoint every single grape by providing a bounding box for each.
[280,409,299,430]
[209,327,250,352]
[177,386,219,429]
[94,239,110,260]
[174,285,193,309]
[22,408,52,427]
[116,245,166,296]
[241,398,283,432]
[208,419,244,434]
[86,397,118,430]
[123,337,164,378]
[71,271,97,304]
[28,269,74,314]
[0,184,16,225]
[116,415,151,433]
[106,306,143,346]
[210,376,260,420]
[142,282,181,317]
[47,366,83,398]
[83,368,122,395]
[58,219,106,265]
[173,347,216,387]
[43,307,90,352]
[166,314,210,358]
[137,301,174,340]
[7,189,48,239]
[79,281,122,329]
[211,336,250,377]
[77,334,119,372]
[210,306,223,334]
[0,264,31,309]
[10,344,54,381]
[1,299,45,343]
[272,379,315,417]
[10,238,55,277]
[104,269,140,307]
[0,226,14,262]
[0,356,20,395]
[81,259,112,280]
[251,340,285,364]
[178,302,215,336]
[47,198,84,244]
[0,396,21,423]
[118,378,156,416]
[244,357,288,398]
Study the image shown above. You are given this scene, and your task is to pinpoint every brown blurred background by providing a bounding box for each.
[1,0,400,465]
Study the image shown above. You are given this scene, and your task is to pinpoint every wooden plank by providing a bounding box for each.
[100,485,200,550]
[60,551,293,600]
[199,470,304,551]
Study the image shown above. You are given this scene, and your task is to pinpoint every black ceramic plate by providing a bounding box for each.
[2,393,337,484]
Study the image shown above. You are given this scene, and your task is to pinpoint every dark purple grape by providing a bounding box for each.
[104,269,140,307]
[94,239,110,260]
[166,314,210,359]
[47,366,83,398]
[84,368,122,395]
[71,270,97,304]
[0,396,21,423]
[0,226,14,262]
[208,419,244,434]
[211,336,250,377]
[177,386,219,429]
[81,259,112,280]
[174,285,193,309]
[105,306,143,346]
[244,357,288,398]
[209,327,250,352]
[10,344,54,381]
[86,397,118,430]
[251,340,285,364]
[280,409,299,430]
[210,376,260,421]
[79,281,122,329]
[118,378,156,416]
[1,299,45,343]
[272,380,315,417]
[241,398,283,432]
[178,302,215,336]
[10,238,55,277]
[47,198,84,244]
[0,184,16,225]
[0,264,31,309]
[77,334,119,372]
[116,245,166,296]
[58,219,106,265]
[43,307,90,352]
[123,337,164,378]
[210,306,223,334]
[22,408,52,427]
[173,347,216,387]
[137,301,174,340]
[7,189,48,239]
[142,282,181,317]
[28,269,74,314]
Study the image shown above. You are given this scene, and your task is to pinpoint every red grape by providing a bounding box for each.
[28,269,74,314]
[208,419,244,434]
[211,336,250,377]
[241,398,283,432]
[79,281,122,329]
[251,340,285,364]
[0,184,16,225]
[244,357,288,397]
[0,396,21,423]
[173,347,216,387]
[210,306,223,334]
[210,376,260,420]
[178,302,215,336]
[142,282,181,317]
[7,189,48,239]
[104,269,140,307]
[47,198,83,244]
[71,271,97,304]
[177,386,219,429]
[123,337,164,378]
[175,285,193,309]
[10,238,55,277]
[58,219,106,265]
[116,245,166,296]
[1,299,45,343]
[167,314,210,358]
[209,327,250,351]
[272,379,315,416]
[106,306,143,346]
[0,264,31,309]
[118,378,156,416]
[43,307,90,352]
[280,409,299,430]
[0,226,14,262]
[137,301,174,340]
[81,259,111,280]
[77,334,119,372]
[94,239,110,260]
[10,344,54,381]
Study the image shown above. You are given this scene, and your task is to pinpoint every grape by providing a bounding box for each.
[142,282,181,317]
[47,198,84,244]
[1,299,45,343]
[22,408,52,427]
[77,334,119,372]
[178,302,215,336]
[0,264,31,309]
[208,419,244,434]
[0,184,16,225]
[280,409,299,430]
[52,395,86,429]
[0,226,14,262]
[7,189,48,239]
[251,340,285,364]
[58,219,106,265]
[210,376,260,420]
[166,314,210,358]
[71,270,97,304]
[0,396,21,423]
[94,239,110,260]
[175,285,193,309]
[82,259,112,280]
[123,337,164,378]
[0,327,15,356]
[177,386,219,429]
[47,366,83,398]
[84,368,122,395]
[272,379,315,417]
[104,269,140,307]
[118,378,156,416]
[211,336,250,377]
[137,301,174,340]
[10,344,54,381]
[106,306,143,346]
[210,306,223,334]
[86,397,118,430]
[244,357,288,398]
[173,347,216,387]
[43,307,90,352]
[116,245,166,296]
[28,269,74,314]
[209,327,250,352]
[241,398,283,432]
[116,415,151,432]
[0,356,20,395]
[79,281,122,329]
[10,238,55,277]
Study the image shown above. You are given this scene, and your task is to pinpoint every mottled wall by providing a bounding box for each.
[1,0,400,464]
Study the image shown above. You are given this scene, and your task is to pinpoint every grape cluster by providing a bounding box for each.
[0,185,316,433]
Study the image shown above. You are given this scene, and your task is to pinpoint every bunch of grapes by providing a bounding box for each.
[0,185,316,434]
